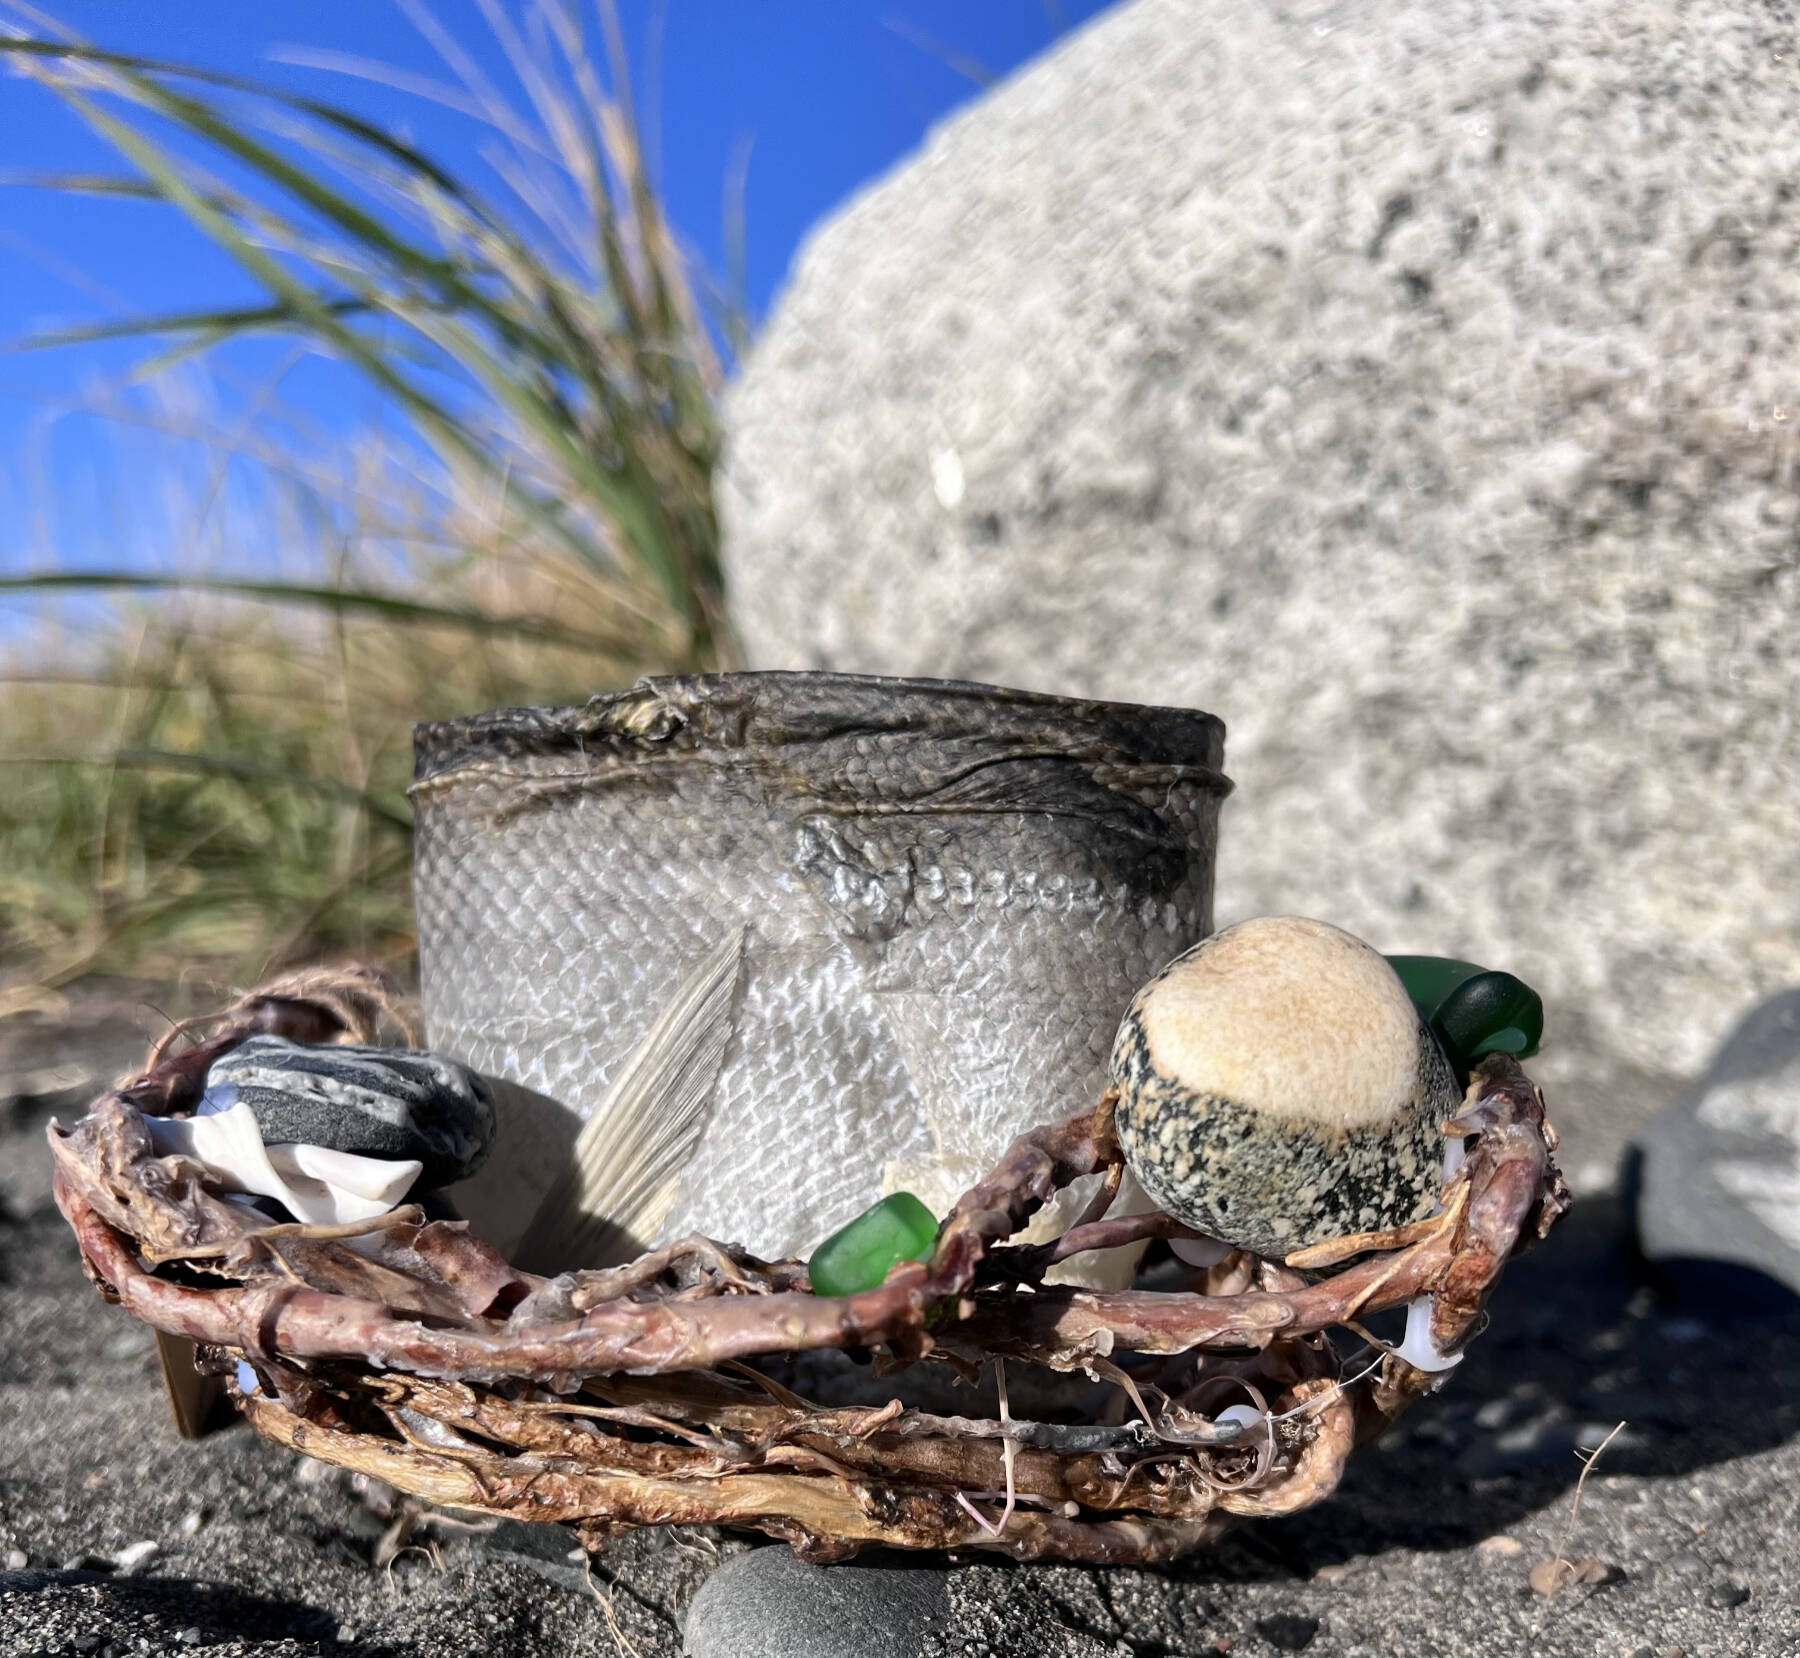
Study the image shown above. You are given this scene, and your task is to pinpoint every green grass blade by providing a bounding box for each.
[0,571,642,655]
[0,40,471,195]
[14,297,374,350]
[0,167,161,195]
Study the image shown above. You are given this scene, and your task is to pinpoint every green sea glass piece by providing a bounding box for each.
[1385,955,1487,1018]
[1434,969,1543,1061]
[1385,954,1544,1067]
[807,1191,939,1298]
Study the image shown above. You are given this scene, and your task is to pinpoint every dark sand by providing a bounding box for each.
[5,996,1797,1658]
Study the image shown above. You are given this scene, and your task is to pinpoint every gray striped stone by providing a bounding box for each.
[207,1036,495,1187]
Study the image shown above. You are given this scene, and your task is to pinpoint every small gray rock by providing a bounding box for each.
[683,1547,950,1658]
[1458,1415,1578,1478]
[207,1037,495,1187]
[1635,991,1800,1301]
[1662,1551,1708,1581]
[1256,1614,1320,1652]
[475,1520,592,1594]
[110,1540,158,1576]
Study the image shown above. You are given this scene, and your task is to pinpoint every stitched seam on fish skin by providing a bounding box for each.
[415,692,1226,774]
[415,762,1232,799]
[411,751,1227,809]
[649,759,929,1251]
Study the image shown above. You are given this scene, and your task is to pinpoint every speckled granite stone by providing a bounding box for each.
[1111,917,1459,1257]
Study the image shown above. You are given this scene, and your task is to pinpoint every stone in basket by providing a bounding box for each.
[47,675,1565,1563]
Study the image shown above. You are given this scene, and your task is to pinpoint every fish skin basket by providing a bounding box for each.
[49,967,1566,1564]
[410,673,1231,1264]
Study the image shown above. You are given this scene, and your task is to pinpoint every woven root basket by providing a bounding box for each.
[49,968,1567,1565]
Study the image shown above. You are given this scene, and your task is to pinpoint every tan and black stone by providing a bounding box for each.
[1111,916,1460,1260]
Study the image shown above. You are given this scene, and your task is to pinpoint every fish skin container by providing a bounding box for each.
[411,672,1230,1260]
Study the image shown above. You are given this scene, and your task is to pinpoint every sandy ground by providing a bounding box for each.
[5,997,1799,1658]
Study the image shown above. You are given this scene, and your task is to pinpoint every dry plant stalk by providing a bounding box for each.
[1529,1419,1627,1600]
[49,967,1568,1563]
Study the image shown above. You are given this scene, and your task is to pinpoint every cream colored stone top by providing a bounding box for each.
[1137,916,1421,1130]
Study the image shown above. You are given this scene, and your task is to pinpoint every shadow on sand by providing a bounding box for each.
[0,1570,396,1656]
[1178,1190,1800,1583]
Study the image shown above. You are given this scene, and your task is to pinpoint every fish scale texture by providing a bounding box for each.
[411,672,1227,1260]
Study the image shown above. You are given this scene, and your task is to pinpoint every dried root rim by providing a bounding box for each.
[49,967,1567,1562]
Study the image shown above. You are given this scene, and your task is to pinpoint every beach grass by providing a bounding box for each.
[0,1,734,1009]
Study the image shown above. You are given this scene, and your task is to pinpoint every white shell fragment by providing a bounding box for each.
[1388,1134,1476,1373]
[1214,1403,1266,1439]
[145,1102,422,1225]
[1170,1234,1233,1269]
[1394,1293,1463,1373]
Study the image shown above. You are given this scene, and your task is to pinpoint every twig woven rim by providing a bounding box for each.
[49,966,1567,1562]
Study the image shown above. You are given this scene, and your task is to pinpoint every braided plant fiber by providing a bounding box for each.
[49,968,1566,1563]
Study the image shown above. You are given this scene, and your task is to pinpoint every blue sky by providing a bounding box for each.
[0,2,1111,582]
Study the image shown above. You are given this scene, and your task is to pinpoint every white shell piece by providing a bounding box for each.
[1394,1293,1463,1373]
[1170,1234,1233,1269]
[144,1102,421,1225]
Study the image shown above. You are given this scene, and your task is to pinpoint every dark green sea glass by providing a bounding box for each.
[807,1191,939,1298]
[1386,954,1543,1067]
[1385,955,1487,1017]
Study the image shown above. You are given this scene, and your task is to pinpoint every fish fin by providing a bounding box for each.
[514,925,746,1273]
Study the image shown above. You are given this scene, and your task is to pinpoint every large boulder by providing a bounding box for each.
[720,0,1800,1176]
[1636,990,1800,1298]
